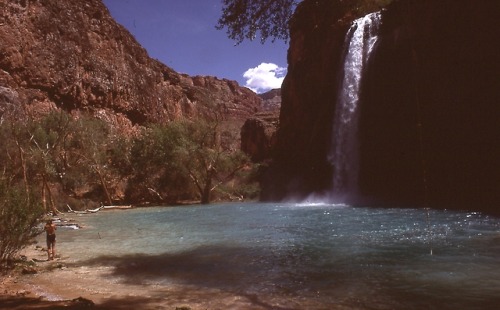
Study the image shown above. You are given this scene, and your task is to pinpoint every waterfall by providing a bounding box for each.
[329,12,381,201]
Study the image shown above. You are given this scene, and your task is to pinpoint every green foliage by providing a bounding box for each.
[0,120,21,182]
[27,110,72,173]
[216,0,298,44]
[108,136,133,176]
[67,115,129,205]
[1,108,258,207]
[129,123,193,203]
[0,179,44,268]
[0,110,134,209]
[171,120,252,204]
[129,120,256,204]
[57,116,105,194]
[219,161,262,200]
[216,0,394,43]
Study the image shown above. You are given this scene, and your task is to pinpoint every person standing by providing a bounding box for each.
[44,219,57,260]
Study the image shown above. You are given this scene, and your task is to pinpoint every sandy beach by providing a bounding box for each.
[0,208,323,310]
[4,205,499,310]
[0,243,307,310]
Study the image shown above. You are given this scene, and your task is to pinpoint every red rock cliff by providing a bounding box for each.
[0,0,261,126]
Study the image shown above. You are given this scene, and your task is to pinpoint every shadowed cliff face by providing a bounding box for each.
[261,0,353,200]
[240,89,281,163]
[265,0,500,214]
[358,0,500,212]
[0,0,261,127]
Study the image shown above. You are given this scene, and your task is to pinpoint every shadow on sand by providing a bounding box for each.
[0,295,167,310]
[70,243,500,310]
[67,244,307,309]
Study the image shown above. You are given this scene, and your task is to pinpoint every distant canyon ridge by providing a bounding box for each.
[0,0,279,133]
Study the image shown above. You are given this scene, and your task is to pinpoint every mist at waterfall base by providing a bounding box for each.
[53,203,500,308]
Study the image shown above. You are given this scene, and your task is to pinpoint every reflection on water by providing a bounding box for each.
[47,203,500,309]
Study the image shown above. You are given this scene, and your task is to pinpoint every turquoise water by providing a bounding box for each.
[51,203,500,309]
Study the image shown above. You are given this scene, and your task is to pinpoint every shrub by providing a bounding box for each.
[0,180,44,268]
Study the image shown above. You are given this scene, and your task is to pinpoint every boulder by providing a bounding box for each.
[241,111,279,162]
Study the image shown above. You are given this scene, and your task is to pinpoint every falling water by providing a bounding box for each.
[330,12,381,201]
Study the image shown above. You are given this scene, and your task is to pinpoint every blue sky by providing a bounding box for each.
[102,0,288,93]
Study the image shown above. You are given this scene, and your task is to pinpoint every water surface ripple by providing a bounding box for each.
[52,203,500,309]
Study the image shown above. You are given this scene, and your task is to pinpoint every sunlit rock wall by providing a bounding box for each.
[0,0,262,127]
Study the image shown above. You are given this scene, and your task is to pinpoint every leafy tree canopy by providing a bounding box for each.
[216,0,393,44]
[216,0,298,44]
[129,120,254,204]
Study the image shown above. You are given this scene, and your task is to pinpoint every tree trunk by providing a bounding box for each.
[15,140,29,200]
[41,176,47,212]
[200,176,212,204]
[44,175,58,215]
[95,166,113,206]
[41,174,58,214]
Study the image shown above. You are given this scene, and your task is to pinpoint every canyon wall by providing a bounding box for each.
[261,0,354,200]
[0,0,261,129]
[0,0,264,206]
[359,0,499,212]
[241,89,281,163]
[265,0,499,214]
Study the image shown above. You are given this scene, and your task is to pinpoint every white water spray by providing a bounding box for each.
[329,12,381,201]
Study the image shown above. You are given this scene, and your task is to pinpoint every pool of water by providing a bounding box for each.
[47,203,500,309]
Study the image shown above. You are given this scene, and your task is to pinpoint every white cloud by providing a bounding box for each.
[243,63,286,93]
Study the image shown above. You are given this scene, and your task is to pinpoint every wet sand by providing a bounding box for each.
[1,245,312,310]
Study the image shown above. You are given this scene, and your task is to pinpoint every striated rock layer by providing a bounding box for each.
[265,0,500,214]
[0,0,261,127]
